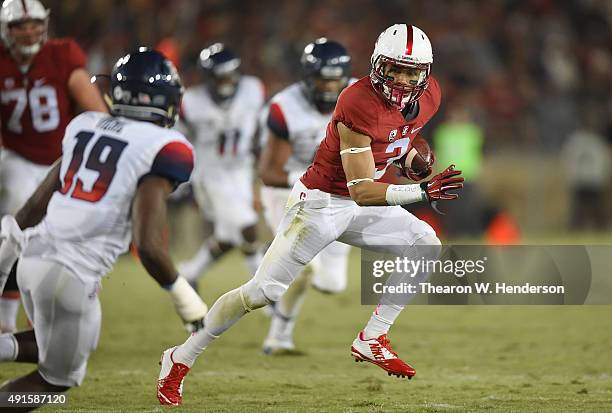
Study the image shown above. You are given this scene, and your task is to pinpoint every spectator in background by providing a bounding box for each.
[561,110,611,231]
[433,104,484,236]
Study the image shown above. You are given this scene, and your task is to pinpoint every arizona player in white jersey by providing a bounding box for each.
[0,0,108,333]
[258,39,353,353]
[0,49,207,398]
[178,43,265,287]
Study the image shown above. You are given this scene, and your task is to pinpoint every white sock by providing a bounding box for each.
[173,286,248,367]
[0,297,20,333]
[264,269,310,344]
[244,250,263,276]
[266,314,295,343]
[0,333,18,361]
[276,269,310,320]
[363,304,405,339]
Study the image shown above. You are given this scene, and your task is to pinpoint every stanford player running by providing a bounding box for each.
[0,0,107,333]
[157,24,464,405]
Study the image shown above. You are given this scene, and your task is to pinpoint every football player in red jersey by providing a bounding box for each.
[157,24,464,405]
[0,0,108,333]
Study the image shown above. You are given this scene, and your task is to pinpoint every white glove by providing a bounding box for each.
[0,215,25,294]
[165,276,208,332]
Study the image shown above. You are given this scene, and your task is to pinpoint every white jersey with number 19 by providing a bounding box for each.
[27,111,194,281]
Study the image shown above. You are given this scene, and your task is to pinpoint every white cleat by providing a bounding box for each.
[262,335,295,355]
[262,312,297,354]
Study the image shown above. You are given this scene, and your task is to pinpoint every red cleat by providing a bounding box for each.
[157,347,190,405]
[350,331,416,379]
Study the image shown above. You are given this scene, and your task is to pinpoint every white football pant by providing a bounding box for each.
[17,251,101,387]
[241,180,441,314]
[192,164,257,244]
[0,149,52,215]
[260,185,351,293]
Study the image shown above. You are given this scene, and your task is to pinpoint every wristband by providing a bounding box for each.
[385,184,427,206]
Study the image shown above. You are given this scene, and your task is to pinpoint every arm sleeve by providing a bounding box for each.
[332,88,378,137]
[267,102,289,140]
[150,141,194,187]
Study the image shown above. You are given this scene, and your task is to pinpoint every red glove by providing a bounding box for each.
[420,164,464,201]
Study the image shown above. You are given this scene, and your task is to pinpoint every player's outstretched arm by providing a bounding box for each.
[132,175,208,331]
[68,68,109,114]
[15,159,62,229]
[257,131,295,187]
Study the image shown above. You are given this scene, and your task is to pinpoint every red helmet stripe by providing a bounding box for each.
[405,25,414,55]
[21,0,29,16]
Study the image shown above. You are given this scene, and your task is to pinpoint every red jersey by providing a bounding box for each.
[0,38,86,165]
[301,76,441,197]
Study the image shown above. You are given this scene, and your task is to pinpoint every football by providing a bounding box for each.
[400,134,434,180]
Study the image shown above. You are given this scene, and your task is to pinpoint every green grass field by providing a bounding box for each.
[2,246,612,412]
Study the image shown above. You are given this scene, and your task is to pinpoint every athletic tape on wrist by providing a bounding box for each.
[167,276,208,320]
[385,184,427,206]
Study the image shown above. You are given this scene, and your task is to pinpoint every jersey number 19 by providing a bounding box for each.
[60,131,127,202]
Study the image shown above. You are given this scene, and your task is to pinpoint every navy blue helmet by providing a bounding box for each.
[301,38,351,113]
[199,43,241,103]
[110,48,183,127]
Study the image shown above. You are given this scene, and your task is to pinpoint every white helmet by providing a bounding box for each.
[370,24,433,110]
[0,0,49,56]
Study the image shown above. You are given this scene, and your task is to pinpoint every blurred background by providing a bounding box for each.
[47,0,611,240]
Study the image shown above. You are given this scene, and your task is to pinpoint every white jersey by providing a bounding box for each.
[262,80,356,175]
[28,111,194,280]
[181,75,264,170]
